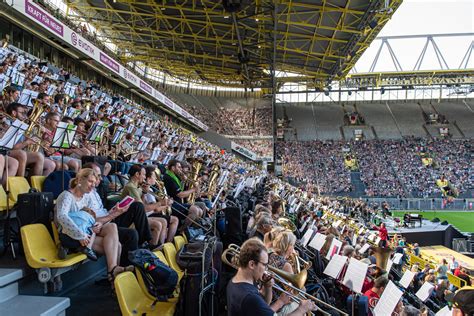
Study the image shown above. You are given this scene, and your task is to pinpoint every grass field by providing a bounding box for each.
[393,211,474,233]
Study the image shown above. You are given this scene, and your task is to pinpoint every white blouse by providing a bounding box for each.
[55,190,91,240]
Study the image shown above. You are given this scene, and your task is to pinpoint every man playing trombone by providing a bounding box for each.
[226,238,316,316]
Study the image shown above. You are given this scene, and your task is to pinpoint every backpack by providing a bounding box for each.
[176,241,212,274]
[128,249,178,301]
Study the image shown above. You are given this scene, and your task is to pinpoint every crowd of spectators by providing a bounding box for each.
[278,140,352,194]
[278,138,472,198]
[353,141,405,197]
[234,139,273,158]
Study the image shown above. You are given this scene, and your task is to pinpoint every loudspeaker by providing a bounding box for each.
[432,217,440,223]
[441,220,449,225]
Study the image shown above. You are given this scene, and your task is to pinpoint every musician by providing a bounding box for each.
[5,102,56,176]
[226,238,316,316]
[42,112,80,172]
[1,86,19,110]
[364,276,389,314]
[250,215,273,241]
[271,200,284,220]
[143,165,179,244]
[372,222,388,247]
[162,159,204,228]
[117,164,160,247]
[268,230,296,274]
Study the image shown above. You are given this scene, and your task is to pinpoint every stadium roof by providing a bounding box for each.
[66,0,402,88]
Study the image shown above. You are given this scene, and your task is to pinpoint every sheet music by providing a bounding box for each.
[150,147,161,161]
[326,238,342,260]
[52,122,77,149]
[368,233,376,242]
[47,85,57,96]
[373,281,403,316]
[0,74,7,92]
[375,237,382,245]
[435,305,452,316]
[415,281,434,302]
[399,270,416,289]
[299,217,311,233]
[359,227,365,234]
[359,243,370,254]
[301,228,314,247]
[352,234,358,245]
[332,220,342,228]
[323,254,347,279]
[111,126,125,145]
[392,253,403,264]
[386,259,394,272]
[18,89,38,106]
[0,119,28,149]
[12,72,25,87]
[308,233,327,251]
[342,258,368,293]
[32,75,43,83]
[137,136,150,151]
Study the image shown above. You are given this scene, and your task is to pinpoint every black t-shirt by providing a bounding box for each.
[226,280,274,316]
[163,173,184,204]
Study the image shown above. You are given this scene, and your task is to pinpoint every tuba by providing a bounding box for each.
[206,164,220,200]
[187,158,203,204]
[373,246,392,272]
[25,100,47,152]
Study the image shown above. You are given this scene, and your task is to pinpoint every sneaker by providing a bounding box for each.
[79,247,98,261]
[58,245,68,260]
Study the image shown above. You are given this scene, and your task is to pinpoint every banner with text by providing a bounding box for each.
[231,141,258,161]
[12,0,208,131]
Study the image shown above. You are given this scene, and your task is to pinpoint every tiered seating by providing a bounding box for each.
[0,268,70,315]
[118,235,188,315]
[20,224,87,290]
[115,272,176,316]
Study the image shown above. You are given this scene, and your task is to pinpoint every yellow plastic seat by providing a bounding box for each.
[174,236,185,251]
[162,242,184,281]
[30,175,46,192]
[51,222,60,246]
[0,185,8,211]
[153,250,169,265]
[7,176,31,205]
[115,272,176,316]
[21,223,86,269]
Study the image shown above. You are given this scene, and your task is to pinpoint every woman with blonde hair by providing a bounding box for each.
[55,168,130,289]
[269,230,297,274]
[263,226,285,250]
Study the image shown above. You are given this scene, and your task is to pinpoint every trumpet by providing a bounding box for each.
[0,111,51,152]
[222,244,348,316]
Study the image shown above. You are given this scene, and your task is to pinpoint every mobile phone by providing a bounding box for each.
[118,196,135,208]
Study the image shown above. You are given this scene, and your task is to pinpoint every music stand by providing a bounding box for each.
[50,122,77,191]
[86,121,108,155]
[110,126,126,190]
[0,119,28,258]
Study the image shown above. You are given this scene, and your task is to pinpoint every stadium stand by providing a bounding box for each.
[386,102,427,137]
[313,103,344,140]
[357,102,402,139]
[1,1,473,316]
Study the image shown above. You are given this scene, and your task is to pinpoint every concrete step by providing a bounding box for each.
[0,295,70,316]
[0,268,23,303]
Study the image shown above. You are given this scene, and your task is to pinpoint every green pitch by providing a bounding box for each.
[393,211,474,233]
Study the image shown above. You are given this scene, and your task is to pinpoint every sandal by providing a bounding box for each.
[107,265,123,291]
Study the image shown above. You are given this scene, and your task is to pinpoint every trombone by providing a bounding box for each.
[222,244,348,316]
